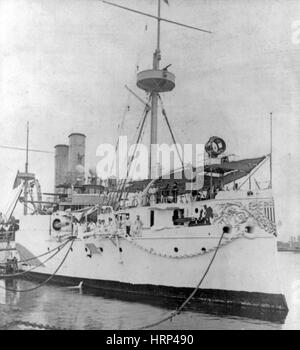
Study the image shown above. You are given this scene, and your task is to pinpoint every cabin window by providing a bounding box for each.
[172,210,179,225]
[172,209,184,226]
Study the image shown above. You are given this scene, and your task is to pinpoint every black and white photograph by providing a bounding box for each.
[0,0,299,332]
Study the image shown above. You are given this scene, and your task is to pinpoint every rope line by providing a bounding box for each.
[16,238,73,264]
[0,239,71,278]
[2,320,66,330]
[0,238,75,293]
[0,237,72,266]
[136,230,226,330]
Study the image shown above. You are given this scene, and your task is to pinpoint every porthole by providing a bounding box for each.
[201,247,206,253]
[99,247,104,252]
[85,248,88,252]
[174,247,179,253]
[223,226,232,234]
[245,226,254,234]
[119,248,123,253]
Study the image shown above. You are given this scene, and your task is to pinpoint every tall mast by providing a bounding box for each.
[25,121,29,174]
[101,0,211,180]
[156,0,161,55]
[269,112,273,189]
[149,0,161,179]
[24,121,29,215]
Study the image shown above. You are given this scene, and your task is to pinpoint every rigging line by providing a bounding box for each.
[3,237,73,265]
[113,90,148,182]
[0,239,70,278]
[116,102,151,205]
[127,107,150,180]
[0,238,75,293]
[125,98,151,176]
[0,145,53,154]
[3,183,23,218]
[20,202,34,215]
[238,155,270,190]
[129,92,151,146]
[101,1,212,34]
[4,191,22,220]
[136,230,226,330]
[158,94,184,169]
[112,94,152,206]
[110,92,131,177]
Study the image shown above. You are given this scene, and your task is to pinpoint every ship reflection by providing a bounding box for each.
[0,279,20,306]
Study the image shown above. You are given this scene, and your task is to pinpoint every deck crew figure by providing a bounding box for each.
[125,215,132,236]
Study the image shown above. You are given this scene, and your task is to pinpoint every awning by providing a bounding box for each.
[126,155,267,193]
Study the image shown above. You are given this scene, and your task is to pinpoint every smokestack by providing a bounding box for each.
[54,144,69,193]
[68,133,86,185]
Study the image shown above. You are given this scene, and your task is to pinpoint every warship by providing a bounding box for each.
[2,0,288,323]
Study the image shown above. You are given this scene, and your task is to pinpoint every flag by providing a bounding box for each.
[163,0,169,5]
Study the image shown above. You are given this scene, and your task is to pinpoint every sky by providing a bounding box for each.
[0,0,300,239]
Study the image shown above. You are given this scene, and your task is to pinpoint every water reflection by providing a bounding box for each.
[0,279,20,306]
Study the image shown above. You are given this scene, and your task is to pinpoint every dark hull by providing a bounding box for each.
[20,271,288,325]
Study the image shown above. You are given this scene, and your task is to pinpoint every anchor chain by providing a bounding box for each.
[122,233,245,259]
[3,320,67,330]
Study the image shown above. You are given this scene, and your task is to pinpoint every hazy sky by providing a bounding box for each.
[0,0,300,238]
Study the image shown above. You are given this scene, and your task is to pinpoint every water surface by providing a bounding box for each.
[0,253,298,330]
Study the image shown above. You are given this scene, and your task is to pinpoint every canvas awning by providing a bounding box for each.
[126,155,267,193]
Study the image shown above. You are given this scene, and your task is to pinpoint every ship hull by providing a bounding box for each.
[16,217,288,323]
[15,195,288,324]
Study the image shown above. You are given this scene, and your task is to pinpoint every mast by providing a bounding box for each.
[24,122,29,215]
[101,0,211,180]
[269,112,273,189]
[149,0,161,179]
[25,121,29,174]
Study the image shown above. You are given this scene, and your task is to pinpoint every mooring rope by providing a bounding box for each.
[136,230,226,330]
[2,320,67,330]
[0,238,75,293]
[0,237,73,266]
[0,239,71,278]
[17,237,74,264]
